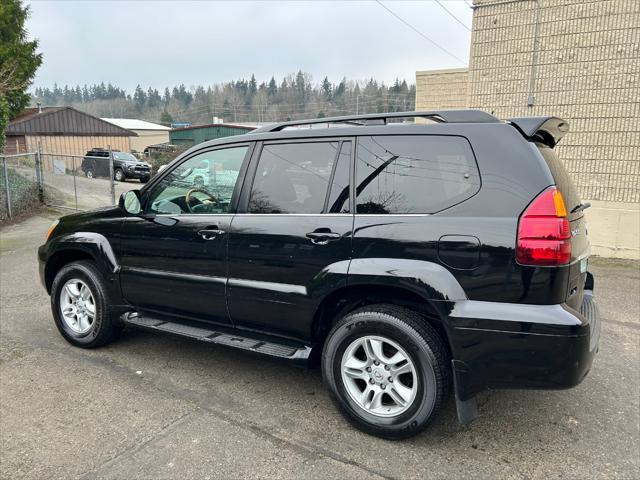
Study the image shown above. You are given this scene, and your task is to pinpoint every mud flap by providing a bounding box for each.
[452,359,479,425]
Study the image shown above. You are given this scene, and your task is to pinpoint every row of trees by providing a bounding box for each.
[31,72,416,125]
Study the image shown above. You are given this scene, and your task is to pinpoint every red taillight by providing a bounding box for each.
[516,187,571,266]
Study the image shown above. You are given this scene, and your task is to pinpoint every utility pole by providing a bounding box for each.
[108,145,115,206]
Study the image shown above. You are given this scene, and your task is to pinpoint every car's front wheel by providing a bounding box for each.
[85,168,95,179]
[322,305,451,439]
[50,260,121,348]
[114,168,125,182]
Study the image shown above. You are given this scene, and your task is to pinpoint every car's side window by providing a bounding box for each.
[355,135,480,214]
[248,141,346,214]
[146,146,248,215]
[326,141,351,213]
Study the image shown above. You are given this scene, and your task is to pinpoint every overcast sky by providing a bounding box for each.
[26,0,472,92]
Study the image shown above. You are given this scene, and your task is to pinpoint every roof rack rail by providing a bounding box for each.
[252,110,500,133]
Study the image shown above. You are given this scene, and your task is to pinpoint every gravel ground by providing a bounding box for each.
[1,213,639,480]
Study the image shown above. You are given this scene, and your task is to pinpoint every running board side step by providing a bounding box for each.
[122,313,311,366]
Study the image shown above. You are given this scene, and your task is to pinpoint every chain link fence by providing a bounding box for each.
[1,152,42,222]
[1,146,145,223]
[40,152,117,211]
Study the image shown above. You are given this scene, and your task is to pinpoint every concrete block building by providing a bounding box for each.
[416,0,639,259]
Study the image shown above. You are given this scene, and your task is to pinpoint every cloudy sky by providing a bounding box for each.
[26,0,472,91]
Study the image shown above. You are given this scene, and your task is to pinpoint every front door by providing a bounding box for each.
[117,143,252,325]
[227,139,354,340]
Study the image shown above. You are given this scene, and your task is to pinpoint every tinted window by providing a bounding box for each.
[248,142,341,214]
[113,152,137,161]
[326,141,351,213]
[147,146,248,215]
[355,135,480,214]
[536,144,581,214]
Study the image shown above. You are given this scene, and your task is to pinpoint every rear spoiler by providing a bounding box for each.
[508,116,569,148]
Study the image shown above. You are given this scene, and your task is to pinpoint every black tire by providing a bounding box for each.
[114,168,125,182]
[50,260,121,348]
[140,176,150,184]
[85,168,95,179]
[322,305,451,440]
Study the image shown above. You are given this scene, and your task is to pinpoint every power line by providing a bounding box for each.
[374,0,467,65]
[435,0,471,31]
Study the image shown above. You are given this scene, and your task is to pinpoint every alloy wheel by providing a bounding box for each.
[340,335,418,417]
[59,278,96,334]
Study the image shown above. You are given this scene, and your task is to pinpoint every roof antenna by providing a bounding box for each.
[37,102,42,113]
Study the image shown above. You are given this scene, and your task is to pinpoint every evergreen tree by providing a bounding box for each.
[0,0,42,120]
[321,76,332,100]
[267,77,277,97]
[159,110,173,125]
[147,88,161,108]
[248,74,257,97]
[133,84,147,111]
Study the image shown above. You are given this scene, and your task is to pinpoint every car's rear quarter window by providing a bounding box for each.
[355,135,480,214]
[536,144,582,215]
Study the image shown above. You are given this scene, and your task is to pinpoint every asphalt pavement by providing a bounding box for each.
[1,213,638,479]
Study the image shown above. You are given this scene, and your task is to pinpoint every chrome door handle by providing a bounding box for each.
[306,231,341,244]
[198,229,225,240]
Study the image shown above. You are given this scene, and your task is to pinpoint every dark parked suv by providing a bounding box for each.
[81,148,151,183]
[39,111,600,439]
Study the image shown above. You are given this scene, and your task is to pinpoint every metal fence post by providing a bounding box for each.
[35,145,44,203]
[38,142,45,200]
[108,145,115,205]
[72,156,78,210]
[2,156,12,219]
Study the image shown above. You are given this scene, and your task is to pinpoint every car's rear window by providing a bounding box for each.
[355,135,480,214]
[536,144,581,214]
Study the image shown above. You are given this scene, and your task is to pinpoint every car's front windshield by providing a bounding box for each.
[112,152,137,162]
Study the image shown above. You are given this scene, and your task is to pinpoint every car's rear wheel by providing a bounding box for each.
[322,305,451,439]
[114,168,124,182]
[51,261,121,348]
[85,168,95,179]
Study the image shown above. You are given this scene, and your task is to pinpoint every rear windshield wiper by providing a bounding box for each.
[570,202,591,214]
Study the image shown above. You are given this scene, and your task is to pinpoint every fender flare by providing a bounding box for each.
[308,257,467,345]
[345,257,467,302]
[42,232,120,292]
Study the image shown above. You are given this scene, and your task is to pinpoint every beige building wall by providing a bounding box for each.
[129,130,170,153]
[416,0,639,259]
[415,68,469,111]
[25,135,131,171]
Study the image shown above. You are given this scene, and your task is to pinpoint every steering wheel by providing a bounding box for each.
[185,188,218,213]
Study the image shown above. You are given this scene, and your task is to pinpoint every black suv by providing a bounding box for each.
[81,148,151,183]
[39,111,600,439]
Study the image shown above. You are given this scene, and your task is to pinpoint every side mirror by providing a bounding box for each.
[119,190,141,215]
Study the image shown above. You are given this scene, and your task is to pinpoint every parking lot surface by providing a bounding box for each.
[1,213,639,479]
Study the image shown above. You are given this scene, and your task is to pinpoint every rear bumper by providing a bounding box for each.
[447,290,600,401]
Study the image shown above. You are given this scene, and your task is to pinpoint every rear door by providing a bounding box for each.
[536,144,589,309]
[227,139,353,340]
